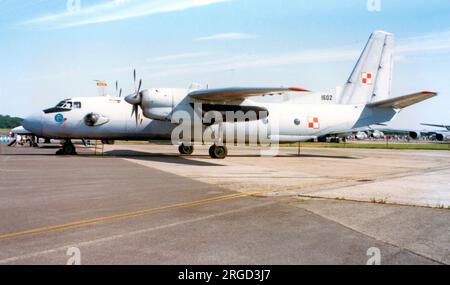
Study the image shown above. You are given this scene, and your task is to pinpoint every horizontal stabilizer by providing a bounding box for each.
[366,91,437,109]
[189,87,310,102]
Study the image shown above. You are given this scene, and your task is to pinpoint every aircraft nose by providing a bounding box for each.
[23,112,43,136]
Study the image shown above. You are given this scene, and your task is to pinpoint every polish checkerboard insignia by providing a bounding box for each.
[308,117,320,129]
[361,72,372,85]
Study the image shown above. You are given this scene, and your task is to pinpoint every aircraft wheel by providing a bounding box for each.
[209,145,227,159]
[61,142,77,155]
[178,144,194,155]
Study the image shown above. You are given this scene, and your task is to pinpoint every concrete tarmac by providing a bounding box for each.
[0,143,448,264]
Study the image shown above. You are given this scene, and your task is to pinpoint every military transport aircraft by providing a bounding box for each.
[23,31,437,158]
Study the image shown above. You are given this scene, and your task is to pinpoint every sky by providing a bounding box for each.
[0,0,449,129]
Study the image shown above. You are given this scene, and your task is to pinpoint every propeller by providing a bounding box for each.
[113,80,123,98]
[125,69,143,125]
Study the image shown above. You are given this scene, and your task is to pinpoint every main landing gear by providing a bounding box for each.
[56,140,77,155]
[209,144,228,159]
[178,144,194,155]
[177,144,228,159]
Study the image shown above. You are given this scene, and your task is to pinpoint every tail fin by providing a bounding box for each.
[340,31,394,105]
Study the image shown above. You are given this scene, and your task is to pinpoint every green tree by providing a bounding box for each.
[0,115,23,129]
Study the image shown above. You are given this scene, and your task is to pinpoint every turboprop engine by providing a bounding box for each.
[124,70,177,123]
[126,88,174,121]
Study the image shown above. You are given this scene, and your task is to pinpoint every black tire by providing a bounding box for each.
[209,145,215,157]
[178,144,194,155]
[63,143,76,155]
[210,145,227,159]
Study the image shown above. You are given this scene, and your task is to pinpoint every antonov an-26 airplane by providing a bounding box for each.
[23,31,437,158]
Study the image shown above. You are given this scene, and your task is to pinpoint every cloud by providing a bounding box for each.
[397,31,450,55]
[196,32,259,41]
[121,30,450,78]
[146,51,213,62]
[23,0,231,29]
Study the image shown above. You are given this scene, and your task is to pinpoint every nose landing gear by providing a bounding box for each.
[56,141,77,155]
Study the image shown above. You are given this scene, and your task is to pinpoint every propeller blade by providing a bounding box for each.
[133,69,137,87]
[134,105,139,125]
[136,79,142,95]
[115,80,118,92]
[119,88,122,98]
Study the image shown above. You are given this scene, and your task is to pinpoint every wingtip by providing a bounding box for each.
[289,87,311,92]
[420,91,438,96]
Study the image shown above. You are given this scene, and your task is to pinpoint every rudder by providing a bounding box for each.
[339,31,394,105]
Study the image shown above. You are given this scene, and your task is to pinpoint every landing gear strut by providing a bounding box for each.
[178,144,194,155]
[56,141,77,155]
[209,144,228,159]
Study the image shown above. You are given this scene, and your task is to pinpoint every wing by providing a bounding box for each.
[188,87,310,102]
[367,91,437,109]
[421,123,450,130]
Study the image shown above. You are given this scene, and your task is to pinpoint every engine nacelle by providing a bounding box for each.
[356,131,368,140]
[140,89,173,121]
[371,130,385,139]
[409,131,420,140]
[435,133,446,141]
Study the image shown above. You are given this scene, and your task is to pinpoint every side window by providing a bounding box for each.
[64,101,73,109]
[73,102,81,109]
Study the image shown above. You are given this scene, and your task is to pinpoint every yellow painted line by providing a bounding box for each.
[0,191,264,241]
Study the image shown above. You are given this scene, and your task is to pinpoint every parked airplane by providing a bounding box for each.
[421,123,450,141]
[23,31,437,158]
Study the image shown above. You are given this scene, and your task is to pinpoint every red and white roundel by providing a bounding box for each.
[308,117,320,129]
[361,72,372,85]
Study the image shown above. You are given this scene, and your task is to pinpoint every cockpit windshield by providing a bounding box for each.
[43,100,81,114]
[55,101,72,108]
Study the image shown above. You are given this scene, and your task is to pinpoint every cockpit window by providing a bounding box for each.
[43,100,74,114]
[73,102,81,109]
[56,101,66,108]
[55,100,73,108]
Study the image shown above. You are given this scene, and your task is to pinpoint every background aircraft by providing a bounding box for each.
[421,124,450,141]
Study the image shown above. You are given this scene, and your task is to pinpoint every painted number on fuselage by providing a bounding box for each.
[321,94,333,101]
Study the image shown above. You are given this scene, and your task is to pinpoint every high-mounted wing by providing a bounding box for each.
[188,87,310,102]
[421,123,450,131]
[366,91,437,109]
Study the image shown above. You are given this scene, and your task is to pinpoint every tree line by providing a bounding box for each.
[0,115,23,129]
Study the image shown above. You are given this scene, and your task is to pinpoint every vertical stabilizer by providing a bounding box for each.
[340,31,394,105]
